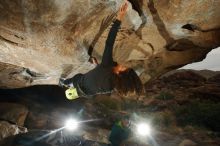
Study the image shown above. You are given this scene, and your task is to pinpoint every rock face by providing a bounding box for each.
[0,0,220,88]
[0,102,28,141]
[0,121,27,141]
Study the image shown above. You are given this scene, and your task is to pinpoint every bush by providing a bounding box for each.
[96,96,121,110]
[174,101,220,132]
[152,111,175,128]
[155,91,175,100]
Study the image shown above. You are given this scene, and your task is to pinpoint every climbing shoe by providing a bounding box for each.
[59,78,65,87]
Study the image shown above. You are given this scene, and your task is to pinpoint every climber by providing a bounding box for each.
[109,115,131,146]
[59,0,143,100]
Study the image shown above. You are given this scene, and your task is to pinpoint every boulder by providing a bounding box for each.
[0,102,28,126]
[82,128,110,144]
[0,0,220,88]
[0,129,108,146]
[0,121,27,141]
[179,139,197,146]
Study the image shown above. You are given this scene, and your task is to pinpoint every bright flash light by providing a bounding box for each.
[65,119,78,131]
[137,123,151,136]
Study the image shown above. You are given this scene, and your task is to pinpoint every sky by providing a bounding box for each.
[182,47,220,71]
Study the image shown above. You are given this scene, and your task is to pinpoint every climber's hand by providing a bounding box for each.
[116,0,128,21]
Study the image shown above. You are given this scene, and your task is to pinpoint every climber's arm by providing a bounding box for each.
[101,20,121,66]
[101,1,128,66]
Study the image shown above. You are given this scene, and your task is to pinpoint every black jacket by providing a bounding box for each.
[64,20,121,97]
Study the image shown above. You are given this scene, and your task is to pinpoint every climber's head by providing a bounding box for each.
[112,66,144,97]
[121,115,131,128]
[65,88,79,100]
[113,64,128,74]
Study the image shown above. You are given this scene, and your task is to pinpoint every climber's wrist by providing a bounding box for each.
[116,15,123,21]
